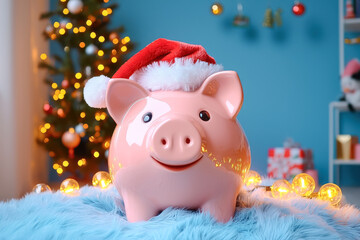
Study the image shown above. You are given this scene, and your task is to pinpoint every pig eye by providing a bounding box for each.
[143,112,152,123]
[199,110,210,121]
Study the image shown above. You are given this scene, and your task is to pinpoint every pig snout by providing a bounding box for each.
[150,118,202,166]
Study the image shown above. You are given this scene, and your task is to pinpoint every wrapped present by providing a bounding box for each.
[267,148,305,180]
[336,135,358,160]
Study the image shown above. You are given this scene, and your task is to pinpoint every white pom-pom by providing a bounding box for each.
[84,75,110,108]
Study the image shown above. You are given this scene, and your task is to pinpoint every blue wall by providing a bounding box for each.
[112,0,353,185]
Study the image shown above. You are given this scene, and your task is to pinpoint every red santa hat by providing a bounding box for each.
[342,58,360,78]
[84,38,223,108]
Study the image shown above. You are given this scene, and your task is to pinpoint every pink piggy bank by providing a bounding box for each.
[84,39,251,222]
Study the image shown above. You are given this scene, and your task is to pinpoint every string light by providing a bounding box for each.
[50,34,57,40]
[92,171,112,189]
[75,72,82,79]
[112,38,119,44]
[107,8,112,14]
[244,170,262,189]
[44,138,49,143]
[74,82,81,89]
[104,0,109,2]
[60,178,79,194]
[73,27,79,34]
[80,112,86,118]
[90,32,96,38]
[59,28,66,35]
[49,151,56,157]
[271,179,292,199]
[65,22,73,29]
[57,167,64,174]
[93,151,100,158]
[121,36,130,44]
[63,8,69,15]
[78,158,86,166]
[97,50,104,56]
[111,57,117,63]
[98,36,105,42]
[102,9,108,16]
[79,26,86,32]
[53,22,60,28]
[44,123,51,129]
[111,49,117,55]
[318,183,342,205]
[51,83,58,89]
[62,160,69,167]
[40,53,47,60]
[86,20,93,26]
[79,42,86,48]
[89,136,95,142]
[83,124,88,129]
[121,46,127,52]
[97,64,104,71]
[40,127,47,134]
[292,173,316,197]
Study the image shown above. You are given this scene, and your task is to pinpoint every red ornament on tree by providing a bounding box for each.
[43,103,53,114]
[292,1,305,16]
[62,79,70,89]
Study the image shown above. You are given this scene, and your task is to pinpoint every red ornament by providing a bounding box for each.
[292,2,305,16]
[43,103,53,114]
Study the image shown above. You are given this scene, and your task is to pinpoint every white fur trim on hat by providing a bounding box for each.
[129,58,223,92]
[83,75,110,108]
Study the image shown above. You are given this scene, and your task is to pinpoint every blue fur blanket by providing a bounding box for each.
[0,185,359,240]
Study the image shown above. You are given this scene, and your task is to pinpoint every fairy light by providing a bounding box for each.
[78,158,86,166]
[73,27,79,34]
[112,38,119,44]
[65,22,73,29]
[49,151,55,157]
[103,139,110,149]
[95,112,101,121]
[62,160,69,167]
[44,138,49,143]
[121,46,127,52]
[102,9,108,16]
[90,32,96,38]
[100,112,107,120]
[40,127,47,134]
[63,8,69,15]
[89,136,95,142]
[111,57,117,63]
[98,36,105,42]
[97,64,104,71]
[60,0,67,2]
[79,26,86,32]
[53,22,60,28]
[50,34,57,40]
[104,0,109,2]
[51,83,58,89]
[86,20,93,26]
[292,173,316,197]
[111,49,117,55]
[83,124,89,129]
[44,123,51,129]
[40,53,47,60]
[80,112,86,118]
[97,50,104,56]
[57,167,64,174]
[53,163,60,170]
[121,36,130,44]
[74,82,81,89]
[79,42,85,48]
[59,28,66,35]
[244,170,262,189]
[107,8,113,14]
[75,72,82,79]
[93,151,100,158]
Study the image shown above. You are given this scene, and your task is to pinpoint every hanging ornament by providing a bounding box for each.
[92,171,112,189]
[263,8,274,28]
[274,8,283,27]
[57,108,66,118]
[60,178,80,194]
[85,44,98,55]
[61,79,70,89]
[109,32,119,41]
[62,128,81,159]
[67,0,84,14]
[211,2,223,15]
[345,0,356,19]
[292,1,305,16]
[233,3,249,27]
[32,183,51,193]
[43,103,53,114]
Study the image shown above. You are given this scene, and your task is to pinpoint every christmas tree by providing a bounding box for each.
[37,0,133,181]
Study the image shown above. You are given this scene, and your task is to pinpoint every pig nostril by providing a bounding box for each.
[185,137,191,144]
[161,138,167,145]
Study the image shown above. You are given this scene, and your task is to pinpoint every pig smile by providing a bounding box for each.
[151,156,202,171]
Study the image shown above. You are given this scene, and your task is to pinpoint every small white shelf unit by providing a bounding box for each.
[329,101,360,184]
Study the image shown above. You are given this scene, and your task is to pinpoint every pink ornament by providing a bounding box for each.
[62,79,70,89]
[62,130,81,159]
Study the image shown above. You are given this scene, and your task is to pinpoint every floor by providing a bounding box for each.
[342,187,360,208]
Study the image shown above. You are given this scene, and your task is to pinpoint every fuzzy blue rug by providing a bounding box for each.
[1,185,360,240]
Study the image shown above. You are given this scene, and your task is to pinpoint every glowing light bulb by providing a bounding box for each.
[211,3,223,15]
[98,64,104,71]
[244,170,262,189]
[60,178,79,194]
[40,53,47,60]
[74,82,81,89]
[63,8,69,15]
[51,83,58,89]
[102,9,108,16]
[73,27,79,34]
[80,112,86,118]
[62,160,69,167]
[93,151,100,158]
[292,173,316,197]
[86,20,93,26]
[111,57,117,63]
[97,50,104,56]
[57,167,63,174]
[121,36,130,44]
[98,36,105,42]
[75,72,82,79]
[318,183,342,205]
[79,42,85,48]
[92,171,112,189]
[65,22,73,29]
[53,21,60,28]
[271,179,292,199]
[121,46,127,52]
[59,28,66,35]
[32,183,51,193]
[90,32,96,38]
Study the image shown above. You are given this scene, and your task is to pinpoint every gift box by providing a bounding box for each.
[267,148,306,180]
[336,135,358,160]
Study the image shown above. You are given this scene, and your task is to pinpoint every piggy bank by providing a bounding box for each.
[85,39,251,222]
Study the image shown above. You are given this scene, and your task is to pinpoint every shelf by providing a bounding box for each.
[345,18,360,32]
[330,101,360,111]
[334,160,360,165]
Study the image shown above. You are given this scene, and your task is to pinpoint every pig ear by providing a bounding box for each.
[106,79,149,124]
[199,71,243,119]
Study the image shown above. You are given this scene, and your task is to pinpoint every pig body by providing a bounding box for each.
[107,71,251,222]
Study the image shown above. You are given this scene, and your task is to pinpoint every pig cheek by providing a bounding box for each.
[200,116,251,180]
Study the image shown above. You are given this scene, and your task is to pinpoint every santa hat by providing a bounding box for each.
[84,38,223,108]
[342,59,360,78]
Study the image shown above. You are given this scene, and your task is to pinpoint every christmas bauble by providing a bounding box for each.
[32,183,51,193]
[85,44,98,55]
[109,32,118,41]
[67,0,83,14]
[62,129,81,149]
[43,103,53,114]
[292,2,305,16]
[60,178,80,194]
